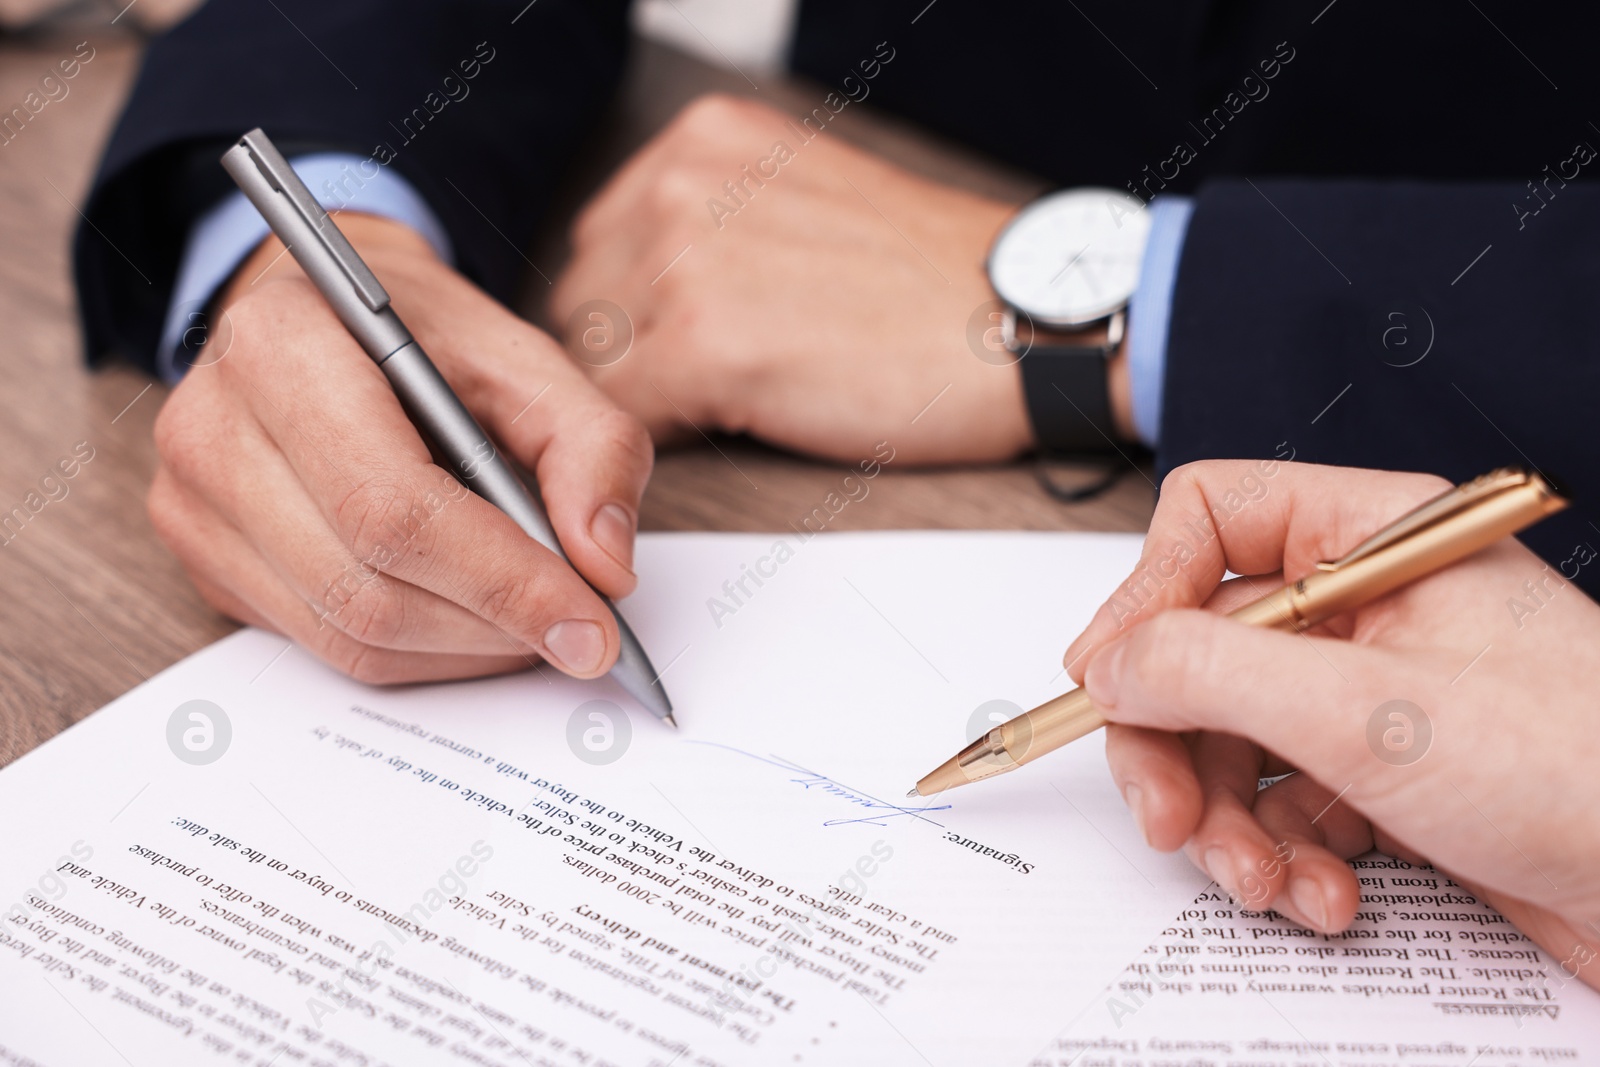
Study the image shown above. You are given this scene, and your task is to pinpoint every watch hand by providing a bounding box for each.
[1050,242,1093,286]
[1075,255,1104,300]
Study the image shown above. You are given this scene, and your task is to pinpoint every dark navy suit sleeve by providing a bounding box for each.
[1159,177,1600,595]
[73,0,630,372]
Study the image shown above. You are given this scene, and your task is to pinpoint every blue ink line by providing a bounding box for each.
[684,741,952,828]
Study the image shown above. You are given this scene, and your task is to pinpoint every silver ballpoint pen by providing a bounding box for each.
[221,128,674,724]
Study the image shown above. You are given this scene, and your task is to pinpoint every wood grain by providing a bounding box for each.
[0,31,1152,767]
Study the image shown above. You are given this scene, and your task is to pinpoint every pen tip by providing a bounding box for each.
[662,713,678,729]
[905,787,920,799]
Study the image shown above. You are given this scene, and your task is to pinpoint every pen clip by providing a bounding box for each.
[234,128,392,313]
[1315,467,1534,572]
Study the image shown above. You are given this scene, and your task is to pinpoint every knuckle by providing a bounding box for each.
[338,641,402,686]
[591,406,655,473]
[1161,461,1211,497]
[647,167,711,216]
[475,572,549,637]
[654,292,713,346]
[330,578,408,649]
[570,201,602,248]
[219,289,270,334]
[549,272,581,325]
[145,470,180,536]
[332,479,403,551]
[150,395,185,459]
[146,490,188,561]
[151,392,215,477]
[212,295,279,367]
[314,625,400,685]
[332,477,439,565]
[672,92,752,141]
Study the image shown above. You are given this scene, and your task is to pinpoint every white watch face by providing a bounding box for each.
[988,188,1153,327]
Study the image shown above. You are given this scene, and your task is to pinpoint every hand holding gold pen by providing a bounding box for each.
[909,467,1568,797]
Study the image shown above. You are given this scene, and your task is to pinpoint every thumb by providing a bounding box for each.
[529,400,654,600]
[489,370,655,602]
[1084,609,1396,783]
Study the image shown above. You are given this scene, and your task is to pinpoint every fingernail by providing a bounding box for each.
[1123,783,1148,845]
[1290,877,1329,931]
[1203,846,1232,892]
[590,503,636,574]
[543,619,608,676]
[1086,639,1127,709]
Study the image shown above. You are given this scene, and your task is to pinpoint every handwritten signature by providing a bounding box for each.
[686,742,951,828]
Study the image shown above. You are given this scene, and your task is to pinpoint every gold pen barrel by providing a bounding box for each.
[1262,474,1565,631]
[908,470,1567,798]
[912,688,1104,796]
[1026,687,1106,753]
[1224,585,1301,630]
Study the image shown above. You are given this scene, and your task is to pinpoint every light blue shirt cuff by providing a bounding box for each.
[155,152,454,382]
[1126,196,1195,447]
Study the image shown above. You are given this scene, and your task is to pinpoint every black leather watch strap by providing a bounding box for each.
[1019,341,1119,454]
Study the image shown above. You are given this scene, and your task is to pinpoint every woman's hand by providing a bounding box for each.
[1064,460,1600,989]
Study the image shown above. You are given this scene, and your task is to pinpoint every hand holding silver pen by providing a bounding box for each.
[147,129,671,716]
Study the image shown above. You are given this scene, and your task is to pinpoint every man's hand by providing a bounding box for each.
[1065,461,1600,988]
[149,214,655,684]
[553,94,1085,465]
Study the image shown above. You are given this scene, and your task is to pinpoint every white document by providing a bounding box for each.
[0,532,1595,1066]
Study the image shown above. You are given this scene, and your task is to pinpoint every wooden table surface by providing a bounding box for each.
[0,24,1153,766]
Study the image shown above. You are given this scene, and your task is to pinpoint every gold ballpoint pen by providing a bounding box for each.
[908,467,1569,798]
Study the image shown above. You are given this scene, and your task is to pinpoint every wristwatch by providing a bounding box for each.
[986,188,1152,453]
